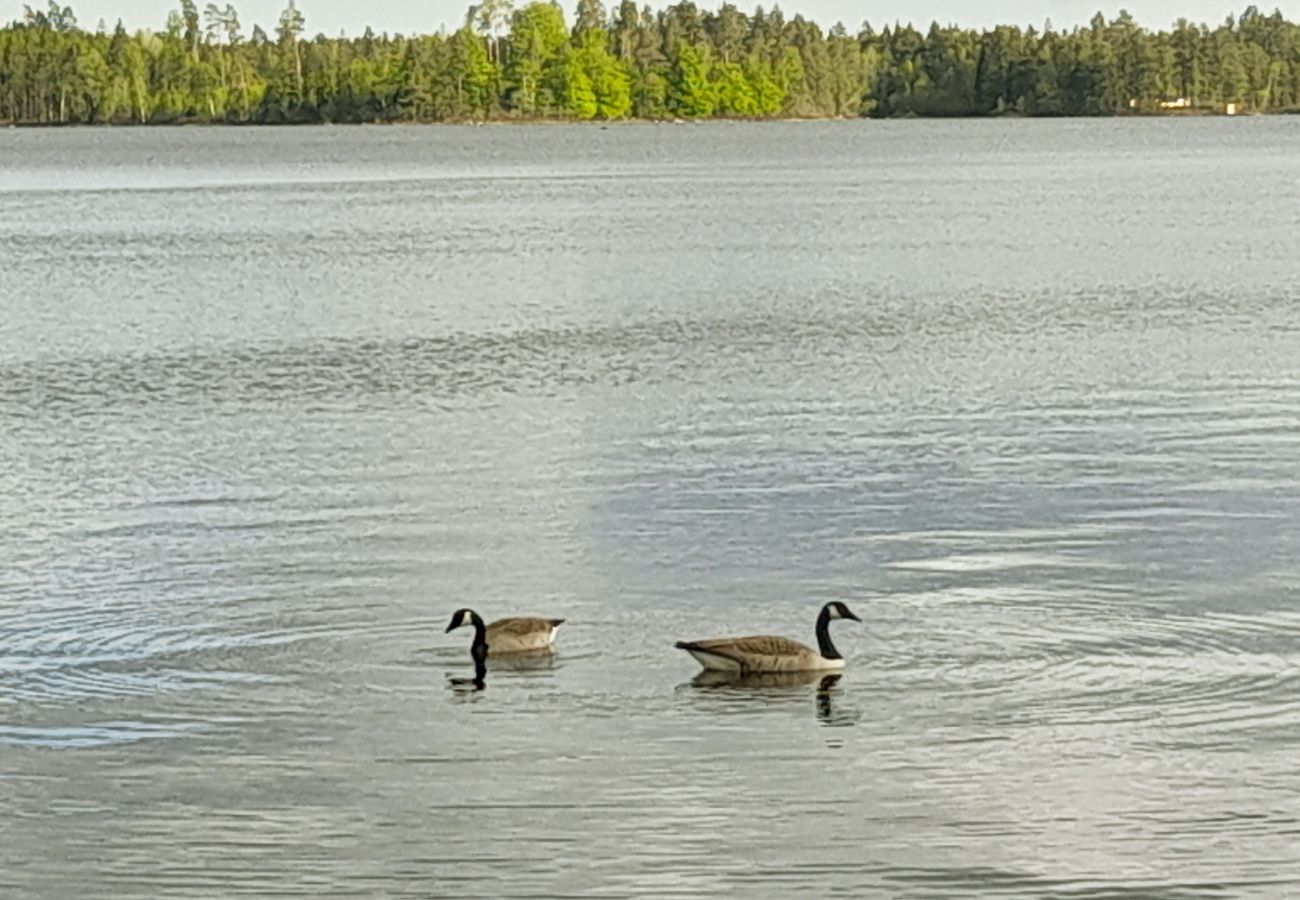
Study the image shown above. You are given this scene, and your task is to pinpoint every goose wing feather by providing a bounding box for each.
[675,635,836,673]
[485,617,564,653]
[487,617,564,636]
[678,635,813,658]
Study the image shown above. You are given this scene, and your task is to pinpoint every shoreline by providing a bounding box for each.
[6,7,1298,130]
[4,109,1283,129]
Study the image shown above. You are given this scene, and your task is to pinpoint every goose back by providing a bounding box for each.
[674,635,843,675]
[486,617,565,654]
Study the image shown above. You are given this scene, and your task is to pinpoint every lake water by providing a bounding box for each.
[2,119,1299,898]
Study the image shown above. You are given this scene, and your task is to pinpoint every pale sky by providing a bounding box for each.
[11,0,1297,37]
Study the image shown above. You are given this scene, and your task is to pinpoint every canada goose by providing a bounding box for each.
[675,601,861,675]
[444,608,565,659]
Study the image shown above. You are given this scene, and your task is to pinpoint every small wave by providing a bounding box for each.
[0,720,205,749]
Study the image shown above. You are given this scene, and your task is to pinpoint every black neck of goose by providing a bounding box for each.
[469,613,488,662]
[816,606,841,660]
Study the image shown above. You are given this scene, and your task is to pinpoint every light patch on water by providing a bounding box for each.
[883,552,1092,573]
[0,720,206,749]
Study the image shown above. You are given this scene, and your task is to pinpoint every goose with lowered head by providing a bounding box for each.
[445,608,565,660]
[675,601,861,675]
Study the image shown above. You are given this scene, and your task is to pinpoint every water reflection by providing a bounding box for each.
[689,670,843,692]
[682,670,855,731]
[815,679,862,732]
[487,649,557,671]
[446,649,557,693]
[447,660,487,692]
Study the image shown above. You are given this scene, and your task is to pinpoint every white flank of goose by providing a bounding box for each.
[675,601,861,675]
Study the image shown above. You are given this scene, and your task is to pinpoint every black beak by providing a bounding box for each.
[445,620,458,633]
[846,611,862,622]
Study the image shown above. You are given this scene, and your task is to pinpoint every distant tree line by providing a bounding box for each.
[2,1,1299,123]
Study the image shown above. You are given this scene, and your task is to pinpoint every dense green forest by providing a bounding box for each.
[3,1,1300,123]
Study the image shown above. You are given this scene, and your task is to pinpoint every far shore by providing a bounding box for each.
[6,108,1288,129]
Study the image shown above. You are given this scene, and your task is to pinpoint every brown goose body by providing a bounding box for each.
[676,635,842,674]
[485,617,565,654]
[675,602,860,675]
[445,609,564,659]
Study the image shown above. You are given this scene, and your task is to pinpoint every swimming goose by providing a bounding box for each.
[445,608,565,659]
[675,601,861,675]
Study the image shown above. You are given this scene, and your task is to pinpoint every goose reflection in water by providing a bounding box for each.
[486,649,557,671]
[685,669,856,727]
[448,659,487,692]
[690,669,843,691]
[447,649,558,693]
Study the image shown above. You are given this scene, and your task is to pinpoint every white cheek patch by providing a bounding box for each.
[829,605,842,620]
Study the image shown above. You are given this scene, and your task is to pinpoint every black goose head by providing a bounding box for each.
[445,608,482,633]
[815,601,861,660]
[824,601,861,623]
[447,609,489,666]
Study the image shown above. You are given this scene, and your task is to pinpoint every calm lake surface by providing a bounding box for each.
[2,119,1299,897]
